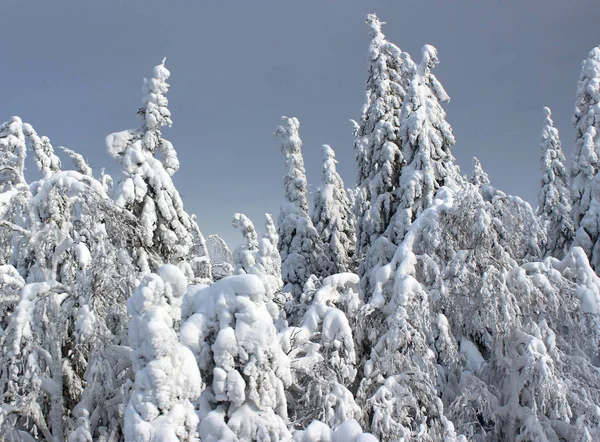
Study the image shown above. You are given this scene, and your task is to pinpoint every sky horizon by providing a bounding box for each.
[1,1,599,248]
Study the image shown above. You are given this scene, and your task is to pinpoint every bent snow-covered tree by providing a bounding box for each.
[106,59,210,277]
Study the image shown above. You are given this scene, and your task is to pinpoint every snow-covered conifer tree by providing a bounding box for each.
[106,59,209,275]
[571,46,600,228]
[275,117,324,296]
[312,145,356,274]
[353,14,408,278]
[125,266,202,442]
[537,107,575,258]
[470,157,490,188]
[391,44,460,244]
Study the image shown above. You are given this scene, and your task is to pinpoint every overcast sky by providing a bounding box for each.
[1,0,599,247]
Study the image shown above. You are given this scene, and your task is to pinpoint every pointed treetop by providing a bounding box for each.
[321,144,336,162]
[541,106,559,141]
[365,13,385,38]
[471,157,491,187]
[275,116,300,145]
[420,44,439,71]
[543,106,552,118]
[573,46,600,136]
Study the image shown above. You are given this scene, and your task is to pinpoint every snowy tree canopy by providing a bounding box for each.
[1,12,600,442]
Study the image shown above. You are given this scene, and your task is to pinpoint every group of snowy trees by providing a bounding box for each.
[1,12,600,442]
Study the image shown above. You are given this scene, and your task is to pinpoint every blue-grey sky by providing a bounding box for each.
[1,0,599,247]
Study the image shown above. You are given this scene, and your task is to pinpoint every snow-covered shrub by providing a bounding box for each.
[125,266,202,442]
[181,274,292,441]
[281,273,362,429]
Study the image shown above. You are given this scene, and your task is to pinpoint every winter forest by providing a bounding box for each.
[1,11,600,442]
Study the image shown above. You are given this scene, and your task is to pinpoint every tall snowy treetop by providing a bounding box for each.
[542,107,558,143]
[420,45,450,103]
[573,47,600,137]
[471,157,491,187]
[275,116,301,153]
[322,144,336,164]
[139,57,172,135]
[274,116,310,214]
[365,13,385,40]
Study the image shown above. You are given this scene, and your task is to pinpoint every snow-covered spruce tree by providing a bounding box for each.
[207,234,234,281]
[125,266,202,442]
[106,59,210,277]
[356,189,461,441]
[275,117,324,297]
[312,145,356,274]
[391,44,461,244]
[180,274,292,441]
[537,107,575,259]
[571,46,600,229]
[353,13,408,285]
[470,157,490,188]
